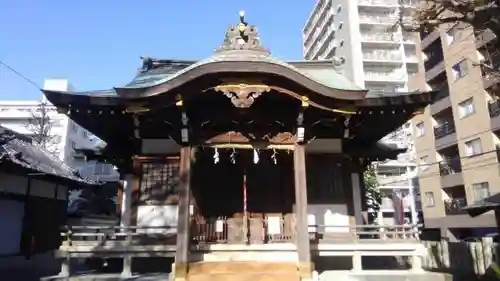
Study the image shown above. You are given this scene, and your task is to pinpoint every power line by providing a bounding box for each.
[375,124,500,176]
[0,60,41,90]
[376,150,500,186]
[409,154,499,182]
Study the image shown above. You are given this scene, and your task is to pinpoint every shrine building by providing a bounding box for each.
[44,12,434,281]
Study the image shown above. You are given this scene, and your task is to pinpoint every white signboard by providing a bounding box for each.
[137,205,178,234]
[308,214,316,233]
[215,219,224,233]
[324,210,349,233]
[267,216,281,235]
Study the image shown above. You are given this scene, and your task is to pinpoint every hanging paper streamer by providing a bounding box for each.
[230,148,236,164]
[253,149,259,164]
[271,149,277,165]
[213,148,220,164]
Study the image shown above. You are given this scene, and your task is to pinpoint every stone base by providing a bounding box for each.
[186,262,301,281]
[318,270,450,281]
[190,251,298,262]
[172,262,188,281]
[298,262,314,280]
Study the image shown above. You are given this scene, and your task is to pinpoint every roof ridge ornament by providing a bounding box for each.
[215,11,270,54]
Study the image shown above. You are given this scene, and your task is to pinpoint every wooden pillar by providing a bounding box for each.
[120,174,133,229]
[174,147,192,281]
[120,174,133,277]
[293,144,312,281]
[350,172,363,225]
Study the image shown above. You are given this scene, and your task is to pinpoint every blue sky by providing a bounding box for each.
[0,0,314,100]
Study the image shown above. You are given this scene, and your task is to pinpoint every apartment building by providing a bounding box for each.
[0,79,119,183]
[302,0,419,90]
[410,25,499,239]
[376,126,422,225]
[302,0,421,224]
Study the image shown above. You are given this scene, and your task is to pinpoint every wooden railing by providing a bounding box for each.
[61,222,420,248]
[56,224,423,277]
[60,225,177,246]
[189,215,420,244]
[190,216,294,244]
[312,224,420,241]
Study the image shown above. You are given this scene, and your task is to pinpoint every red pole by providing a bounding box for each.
[243,173,247,215]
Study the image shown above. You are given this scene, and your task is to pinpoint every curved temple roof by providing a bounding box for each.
[43,12,435,109]
[42,12,402,103]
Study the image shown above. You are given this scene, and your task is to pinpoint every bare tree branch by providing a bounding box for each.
[398,0,500,33]
[393,0,499,79]
[26,100,59,155]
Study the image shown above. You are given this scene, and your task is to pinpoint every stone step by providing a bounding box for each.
[188,261,298,275]
[187,273,300,281]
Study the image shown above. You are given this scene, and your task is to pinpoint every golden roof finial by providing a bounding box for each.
[238,10,247,32]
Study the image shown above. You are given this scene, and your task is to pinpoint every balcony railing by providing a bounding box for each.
[361,33,395,42]
[364,71,406,81]
[359,0,399,5]
[438,158,462,176]
[488,99,500,118]
[444,198,467,215]
[363,51,402,61]
[381,197,412,210]
[359,14,398,24]
[433,122,455,139]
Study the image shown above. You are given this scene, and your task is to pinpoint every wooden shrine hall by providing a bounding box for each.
[44,12,434,281]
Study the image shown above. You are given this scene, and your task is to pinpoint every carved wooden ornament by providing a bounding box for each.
[214,84,270,108]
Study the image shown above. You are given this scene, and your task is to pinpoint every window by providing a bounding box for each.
[339,40,344,47]
[70,141,76,149]
[82,130,88,138]
[472,182,490,201]
[458,97,475,118]
[424,192,435,207]
[338,22,343,30]
[337,5,342,13]
[452,60,469,80]
[415,122,425,137]
[465,138,482,156]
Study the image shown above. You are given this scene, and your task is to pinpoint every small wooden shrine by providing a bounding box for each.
[43,12,433,281]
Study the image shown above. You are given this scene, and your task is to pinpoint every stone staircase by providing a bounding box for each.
[186,262,301,281]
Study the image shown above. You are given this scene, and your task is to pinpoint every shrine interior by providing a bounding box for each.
[191,148,295,218]
[190,148,355,220]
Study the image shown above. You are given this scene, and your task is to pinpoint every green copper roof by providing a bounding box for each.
[118,51,364,93]
[289,61,364,91]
